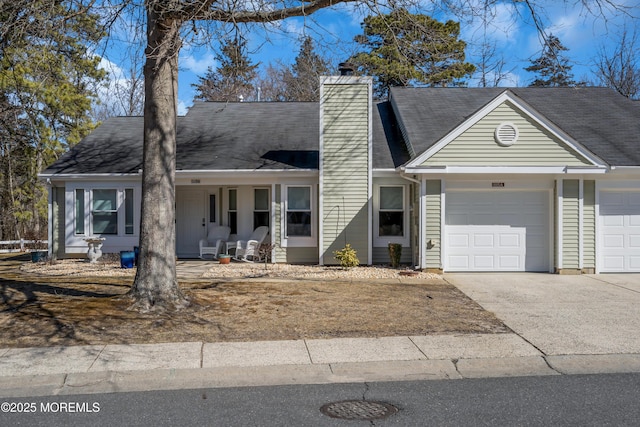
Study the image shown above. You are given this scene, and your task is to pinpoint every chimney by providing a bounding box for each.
[319,67,372,266]
[338,62,355,76]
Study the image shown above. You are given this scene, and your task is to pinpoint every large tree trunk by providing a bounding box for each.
[127,8,188,311]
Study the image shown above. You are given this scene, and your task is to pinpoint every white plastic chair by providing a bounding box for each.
[232,226,269,262]
[199,225,231,259]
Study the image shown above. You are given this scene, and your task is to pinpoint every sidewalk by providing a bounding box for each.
[2,333,640,398]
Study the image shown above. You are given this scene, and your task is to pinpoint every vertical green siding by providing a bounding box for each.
[373,247,412,264]
[284,247,318,264]
[321,81,370,264]
[422,102,591,166]
[583,180,596,269]
[562,180,580,269]
[425,180,441,269]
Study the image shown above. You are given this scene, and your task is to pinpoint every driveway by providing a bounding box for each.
[445,273,640,356]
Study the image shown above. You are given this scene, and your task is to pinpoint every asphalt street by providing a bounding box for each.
[2,373,640,426]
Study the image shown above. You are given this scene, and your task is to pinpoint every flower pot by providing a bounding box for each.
[30,250,47,263]
[219,255,231,265]
[120,251,135,269]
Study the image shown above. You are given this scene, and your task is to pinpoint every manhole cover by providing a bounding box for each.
[320,400,398,420]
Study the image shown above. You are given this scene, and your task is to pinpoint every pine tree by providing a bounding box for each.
[350,8,475,98]
[192,37,259,102]
[525,34,579,87]
[0,2,105,240]
[282,36,330,101]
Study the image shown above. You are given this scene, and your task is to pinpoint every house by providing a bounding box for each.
[41,74,640,273]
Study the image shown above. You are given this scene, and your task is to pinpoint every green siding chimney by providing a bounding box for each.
[319,76,373,265]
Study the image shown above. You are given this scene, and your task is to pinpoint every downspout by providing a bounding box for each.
[400,172,423,270]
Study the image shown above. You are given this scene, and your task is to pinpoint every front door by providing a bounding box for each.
[176,189,206,257]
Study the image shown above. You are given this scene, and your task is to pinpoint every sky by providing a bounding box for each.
[98,1,639,116]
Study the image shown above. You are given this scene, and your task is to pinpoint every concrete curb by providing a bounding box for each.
[2,354,640,398]
[1,344,640,398]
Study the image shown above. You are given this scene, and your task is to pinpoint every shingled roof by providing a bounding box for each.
[43,86,638,176]
[389,86,640,166]
[43,116,145,175]
[43,100,408,175]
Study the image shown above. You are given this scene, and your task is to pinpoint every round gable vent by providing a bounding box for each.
[495,122,519,146]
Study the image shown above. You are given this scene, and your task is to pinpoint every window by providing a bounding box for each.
[92,189,118,234]
[72,187,138,237]
[228,189,237,234]
[254,188,270,229]
[125,189,134,235]
[75,189,85,234]
[378,186,404,237]
[286,186,311,237]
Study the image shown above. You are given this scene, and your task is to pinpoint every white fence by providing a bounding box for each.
[0,240,48,253]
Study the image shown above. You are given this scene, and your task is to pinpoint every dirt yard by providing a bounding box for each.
[0,254,509,348]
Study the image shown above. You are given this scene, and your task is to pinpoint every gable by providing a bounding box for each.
[419,101,593,167]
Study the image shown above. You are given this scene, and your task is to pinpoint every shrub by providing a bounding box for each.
[388,243,402,268]
[333,244,359,269]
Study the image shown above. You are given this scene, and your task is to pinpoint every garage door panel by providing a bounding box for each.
[445,191,549,272]
[474,256,494,269]
[603,256,625,270]
[499,233,520,247]
[603,234,624,248]
[600,191,640,272]
[474,234,494,247]
[449,234,469,248]
[603,215,624,226]
[499,256,520,269]
[449,256,469,269]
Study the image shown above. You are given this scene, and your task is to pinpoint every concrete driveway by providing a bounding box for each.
[445,273,640,356]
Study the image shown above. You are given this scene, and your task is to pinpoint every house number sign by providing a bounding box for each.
[492,182,505,188]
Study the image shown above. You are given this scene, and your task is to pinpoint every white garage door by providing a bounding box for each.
[600,191,640,272]
[445,191,550,272]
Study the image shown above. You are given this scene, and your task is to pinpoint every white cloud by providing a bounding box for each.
[284,20,305,36]
[460,1,521,45]
[177,100,190,116]
[179,52,217,75]
[93,56,145,117]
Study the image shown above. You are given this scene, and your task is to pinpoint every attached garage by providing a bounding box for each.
[599,191,640,272]
[445,190,551,272]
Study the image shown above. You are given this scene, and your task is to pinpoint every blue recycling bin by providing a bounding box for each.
[120,251,135,268]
